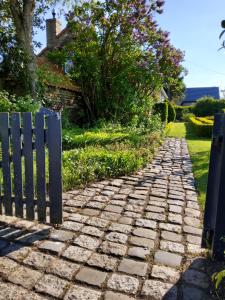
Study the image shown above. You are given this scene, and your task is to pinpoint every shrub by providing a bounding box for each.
[192,97,225,117]
[167,101,176,122]
[188,116,213,138]
[0,90,14,112]
[175,105,193,121]
[153,102,168,123]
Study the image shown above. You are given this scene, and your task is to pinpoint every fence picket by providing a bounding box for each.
[23,112,34,220]
[47,113,62,224]
[11,113,23,218]
[35,113,46,222]
[0,113,12,215]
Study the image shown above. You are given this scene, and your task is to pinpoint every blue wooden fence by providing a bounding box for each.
[0,109,62,224]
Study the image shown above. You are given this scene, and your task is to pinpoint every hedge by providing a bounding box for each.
[192,97,225,117]
[175,105,193,121]
[153,102,168,123]
[188,116,213,138]
[167,101,176,122]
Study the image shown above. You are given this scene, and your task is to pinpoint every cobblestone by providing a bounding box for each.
[0,138,212,299]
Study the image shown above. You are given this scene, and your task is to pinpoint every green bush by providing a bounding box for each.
[175,105,193,121]
[188,116,213,138]
[167,101,176,122]
[153,102,168,123]
[192,97,225,117]
[0,90,40,113]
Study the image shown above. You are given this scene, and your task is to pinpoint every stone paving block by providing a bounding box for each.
[145,212,166,221]
[118,258,148,276]
[146,205,165,213]
[161,230,182,242]
[151,265,180,283]
[74,234,100,250]
[185,207,201,218]
[141,279,177,299]
[86,217,109,228]
[105,232,128,244]
[35,274,69,298]
[8,265,42,289]
[86,201,106,209]
[62,221,83,232]
[184,217,201,227]
[104,291,136,300]
[81,225,104,237]
[101,241,127,256]
[101,211,121,221]
[169,205,182,214]
[76,267,107,287]
[62,245,92,263]
[124,211,141,218]
[0,257,18,277]
[105,205,123,214]
[49,229,74,242]
[160,240,185,254]
[159,222,182,233]
[107,273,139,294]
[47,258,80,279]
[88,253,118,271]
[4,244,31,262]
[183,269,210,289]
[129,236,155,249]
[168,213,182,225]
[186,234,202,245]
[187,243,205,255]
[82,208,100,216]
[23,251,54,270]
[111,200,127,206]
[133,227,156,239]
[128,246,150,260]
[0,281,28,300]
[109,223,132,234]
[93,195,109,202]
[64,285,102,300]
[38,240,66,254]
[154,250,182,268]
[135,218,157,229]
[119,216,133,225]
[183,225,202,236]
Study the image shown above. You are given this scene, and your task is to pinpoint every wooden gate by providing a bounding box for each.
[0,109,62,224]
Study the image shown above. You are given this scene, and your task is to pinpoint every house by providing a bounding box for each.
[37,12,81,110]
[181,87,220,106]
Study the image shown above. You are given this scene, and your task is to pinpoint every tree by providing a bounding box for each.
[49,0,185,123]
[0,0,59,97]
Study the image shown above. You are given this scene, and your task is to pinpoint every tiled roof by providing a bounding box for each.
[182,87,220,103]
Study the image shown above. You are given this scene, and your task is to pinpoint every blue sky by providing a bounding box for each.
[157,0,225,91]
[36,0,225,91]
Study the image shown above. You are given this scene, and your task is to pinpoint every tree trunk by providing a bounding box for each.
[9,0,37,98]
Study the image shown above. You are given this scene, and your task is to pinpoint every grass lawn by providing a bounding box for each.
[167,122,211,209]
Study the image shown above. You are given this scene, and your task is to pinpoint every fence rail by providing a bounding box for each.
[0,109,62,224]
[202,113,225,260]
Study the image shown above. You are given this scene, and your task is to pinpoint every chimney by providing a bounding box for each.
[46,9,61,49]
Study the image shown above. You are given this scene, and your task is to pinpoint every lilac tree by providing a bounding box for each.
[50,0,185,123]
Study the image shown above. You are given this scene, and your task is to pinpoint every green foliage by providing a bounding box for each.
[153,102,168,123]
[212,270,225,290]
[167,101,176,122]
[50,0,185,124]
[188,116,213,138]
[192,97,225,117]
[175,105,193,121]
[0,90,40,113]
[62,129,162,190]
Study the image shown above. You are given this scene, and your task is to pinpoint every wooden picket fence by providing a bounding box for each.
[0,109,62,224]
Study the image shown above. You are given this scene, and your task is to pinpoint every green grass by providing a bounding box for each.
[167,122,211,209]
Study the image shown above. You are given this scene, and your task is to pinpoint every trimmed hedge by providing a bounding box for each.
[167,101,176,122]
[188,116,213,138]
[153,102,168,123]
[175,105,193,121]
[192,97,225,117]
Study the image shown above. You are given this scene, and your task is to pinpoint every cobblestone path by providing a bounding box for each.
[0,138,219,299]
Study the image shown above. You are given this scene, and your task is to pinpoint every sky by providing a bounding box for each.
[36,0,225,92]
[157,0,225,92]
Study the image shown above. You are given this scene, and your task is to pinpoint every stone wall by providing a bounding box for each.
[45,85,82,110]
